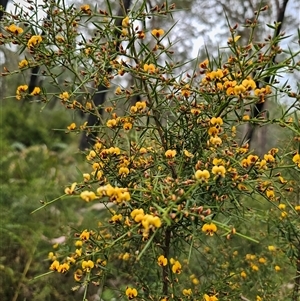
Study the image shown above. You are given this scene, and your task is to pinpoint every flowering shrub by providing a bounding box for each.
[1,1,300,300]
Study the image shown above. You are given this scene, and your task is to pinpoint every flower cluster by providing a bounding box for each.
[3,2,299,300]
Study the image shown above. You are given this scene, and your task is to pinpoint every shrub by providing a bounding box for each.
[1,1,300,300]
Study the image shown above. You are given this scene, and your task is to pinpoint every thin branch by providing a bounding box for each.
[79,0,132,150]
[245,0,289,146]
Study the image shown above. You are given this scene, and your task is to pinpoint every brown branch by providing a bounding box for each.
[245,0,289,146]
[293,252,300,300]
[162,227,171,296]
[79,0,132,150]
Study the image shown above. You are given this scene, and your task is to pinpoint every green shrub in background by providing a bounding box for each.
[1,1,300,301]
[0,102,76,150]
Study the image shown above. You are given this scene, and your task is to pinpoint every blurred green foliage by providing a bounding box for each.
[0,100,92,300]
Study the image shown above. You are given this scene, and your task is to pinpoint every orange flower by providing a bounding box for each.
[80,4,91,14]
[202,223,217,236]
[6,24,23,35]
[151,29,164,38]
[27,35,42,48]
[157,255,168,266]
[144,63,156,73]
[165,149,176,158]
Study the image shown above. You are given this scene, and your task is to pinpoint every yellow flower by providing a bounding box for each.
[122,16,130,28]
[48,252,56,261]
[136,101,147,110]
[184,149,194,158]
[59,91,70,101]
[209,69,223,80]
[123,122,133,131]
[278,176,287,184]
[278,203,286,210]
[111,214,122,223]
[49,260,60,271]
[119,166,130,176]
[80,4,91,14]
[131,208,144,220]
[27,35,42,48]
[234,84,246,95]
[242,78,256,90]
[143,63,156,73]
[231,126,236,136]
[74,269,83,281]
[213,158,225,166]
[107,146,121,155]
[16,85,28,93]
[151,29,164,38]
[264,154,275,162]
[18,59,28,68]
[82,173,90,182]
[209,136,222,146]
[75,248,82,257]
[258,159,267,170]
[245,254,256,261]
[56,35,65,43]
[274,265,281,271]
[256,296,262,301]
[106,119,118,128]
[30,87,41,96]
[57,262,70,273]
[157,255,168,266]
[199,59,209,69]
[122,252,130,260]
[79,229,90,241]
[191,108,201,115]
[292,153,300,167]
[258,257,266,264]
[165,149,176,158]
[266,188,275,200]
[82,260,94,272]
[202,223,217,236]
[204,294,218,301]
[212,165,226,177]
[210,117,223,126]
[295,206,300,212]
[208,127,219,136]
[125,287,138,299]
[233,35,241,42]
[67,122,76,130]
[80,190,96,202]
[64,182,77,194]
[75,240,83,247]
[115,86,122,95]
[195,169,210,182]
[172,260,182,274]
[6,24,23,35]
[142,214,162,229]
[281,211,288,219]
[268,245,276,251]
[244,154,259,167]
[104,186,127,202]
[181,84,191,97]
[182,288,192,296]
[16,85,28,100]
[226,86,234,95]
[241,271,247,278]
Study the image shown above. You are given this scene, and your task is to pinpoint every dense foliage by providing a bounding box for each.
[1,1,300,300]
